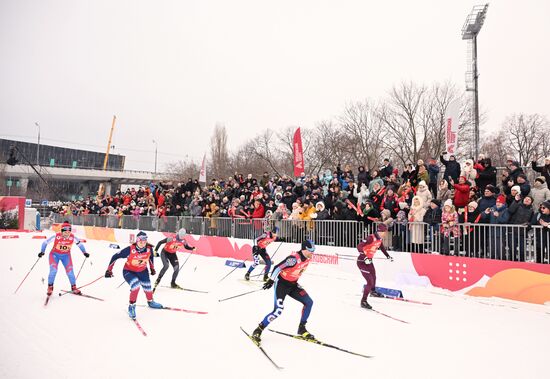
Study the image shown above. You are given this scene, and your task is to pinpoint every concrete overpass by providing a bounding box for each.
[3,164,168,196]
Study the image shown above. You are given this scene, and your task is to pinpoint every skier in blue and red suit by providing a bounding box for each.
[250,239,316,344]
[244,226,281,282]
[357,223,393,309]
[38,221,89,295]
[104,231,163,319]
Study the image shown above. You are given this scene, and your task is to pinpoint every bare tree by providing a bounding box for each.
[209,123,230,179]
[480,130,509,167]
[338,101,385,170]
[379,82,428,166]
[503,113,549,165]
[164,158,200,182]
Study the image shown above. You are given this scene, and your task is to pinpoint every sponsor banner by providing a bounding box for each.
[109,243,120,249]
[225,260,245,268]
[2,235,19,239]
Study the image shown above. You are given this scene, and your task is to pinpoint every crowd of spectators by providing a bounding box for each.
[52,154,550,263]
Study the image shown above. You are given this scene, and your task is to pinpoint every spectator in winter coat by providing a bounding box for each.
[357,166,370,187]
[516,174,531,197]
[477,185,497,213]
[424,199,442,227]
[533,200,550,263]
[369,181,386,209]
[481,194,510,259]
[427,158,440,196]
[416,181,432,209]
[437,179,452,203]
[416,165,430,187]
[508,196,536,261]
[440,153,461,184]
[380,159,393,179]
[532,157,550,185]
[272,203,289,221]
[450,176,470,209]
[353,183,370,206]
[386,173,401,193]
[401,164,415,184]
[459,201,482,257]
[530,177,550,209]
[380,188,400,217]
[507,161,524,184]
[477,158,497,192]
[315,201,330,220]
[360,201,380,226]
[440,200,460,256]
[408,196,427,252]
[460,159,478,188]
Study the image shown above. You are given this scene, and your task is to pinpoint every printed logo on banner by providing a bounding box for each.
[129,234,135,243]
[25,199,32,207]
[41,200,48,206]
[311,254,338,265]
[109,244,120,249]
[225,260,245,268]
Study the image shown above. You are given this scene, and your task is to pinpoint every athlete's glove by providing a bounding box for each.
[192,247,197,251]
[38,251,45,258]
[104,270,113,278]
[262,279,274,290]
[83,252,90,258]
[150,268,156,276]
[154,251,160,257]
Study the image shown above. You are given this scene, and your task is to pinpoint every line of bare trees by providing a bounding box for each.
[165,80,549,182]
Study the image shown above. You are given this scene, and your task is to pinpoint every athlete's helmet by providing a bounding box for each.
[177,228,187,240]
[301,239,315,252]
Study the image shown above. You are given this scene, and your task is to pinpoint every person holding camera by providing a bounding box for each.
[481,195,510,260]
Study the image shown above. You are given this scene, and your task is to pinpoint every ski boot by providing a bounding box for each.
[47,284,53,296]
[71,284,81,295]
[148,300,163,309]
[171,282,183,290]
[263,274,269,282]
[244,272,250,281]
[297,322,315,340]
[128,303,136,319]
[251,323,265,344]
[360,299,372,310]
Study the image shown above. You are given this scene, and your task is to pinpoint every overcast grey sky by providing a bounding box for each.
[1,0,549,171]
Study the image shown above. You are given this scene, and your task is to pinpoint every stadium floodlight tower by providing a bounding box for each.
[462,3,489,159]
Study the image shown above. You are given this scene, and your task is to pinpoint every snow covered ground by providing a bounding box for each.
[1,233,549,379]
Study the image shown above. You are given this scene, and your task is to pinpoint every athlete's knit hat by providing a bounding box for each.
[136,231,148,241]
[61,221,71,231]
[301,239,316,252]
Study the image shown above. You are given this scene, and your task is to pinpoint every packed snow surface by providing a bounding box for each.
[1,233,549,379]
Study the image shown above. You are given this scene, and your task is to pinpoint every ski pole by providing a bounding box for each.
[59,275,104,297]
[217,261,246,283]
[13,257,41,294]
[180,248,196,269]
[75,257,87,280]
[269,241,284,261]
[117,280,126,289]
[218,288,263,302]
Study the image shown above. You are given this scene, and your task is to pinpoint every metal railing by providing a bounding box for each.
[49,214,549,264]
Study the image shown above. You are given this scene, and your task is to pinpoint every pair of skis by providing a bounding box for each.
[131,304,208,336]
[241,327,373,370]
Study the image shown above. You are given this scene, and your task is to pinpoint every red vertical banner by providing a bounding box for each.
[293,127,304,177]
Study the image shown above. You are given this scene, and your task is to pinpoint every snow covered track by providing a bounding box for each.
[1,232,550,379]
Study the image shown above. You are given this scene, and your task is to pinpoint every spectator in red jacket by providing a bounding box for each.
[450,176,470,210]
